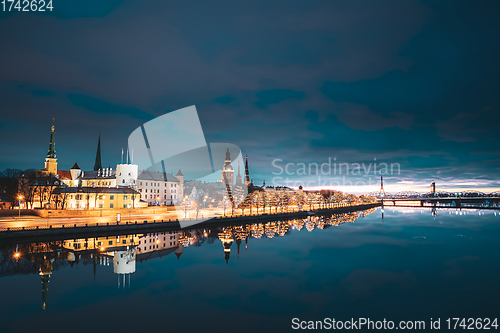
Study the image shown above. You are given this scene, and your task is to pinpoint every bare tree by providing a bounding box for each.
[60,190,70,210]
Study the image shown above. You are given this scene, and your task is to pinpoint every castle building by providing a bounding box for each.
[35,122,185,209]
[137,170,182,205]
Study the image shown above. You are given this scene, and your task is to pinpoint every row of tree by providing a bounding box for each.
[232,189,376,215]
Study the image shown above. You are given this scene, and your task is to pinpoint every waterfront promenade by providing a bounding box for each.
[0,202,381,245]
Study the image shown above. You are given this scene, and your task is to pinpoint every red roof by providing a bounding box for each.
[57,170,71,180]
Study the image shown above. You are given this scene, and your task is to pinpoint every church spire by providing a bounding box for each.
[235,162,242,185]
[245,153,250,186]
[44,119,58,175]
[94,133,102,171]
[46,120,56,158]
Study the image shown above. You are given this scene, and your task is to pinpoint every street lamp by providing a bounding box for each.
[18,195,23,218]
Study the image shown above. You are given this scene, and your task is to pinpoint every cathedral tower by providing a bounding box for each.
[244,154,250,186]
[44,121,57,175]
[222,146,234,187]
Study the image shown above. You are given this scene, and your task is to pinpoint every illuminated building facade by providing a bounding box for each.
[34,122,184,209]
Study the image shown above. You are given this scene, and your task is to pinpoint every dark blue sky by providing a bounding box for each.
[0,0,499,193]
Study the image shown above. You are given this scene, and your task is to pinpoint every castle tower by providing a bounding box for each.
[222,146,234,187]
[93,133,102,171]
[244,154,250,186]
[176,169,184,201]
[116,163,138,189]
[44,121,57,175]
[70,162,81,187]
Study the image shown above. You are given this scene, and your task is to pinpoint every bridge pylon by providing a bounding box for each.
[379,175,386,198]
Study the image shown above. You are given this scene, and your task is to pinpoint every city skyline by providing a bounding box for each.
[1,1,499,194]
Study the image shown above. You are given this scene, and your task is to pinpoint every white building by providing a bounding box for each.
[61,161,184,206]
[137,169,184,206]
[135,231,183,256]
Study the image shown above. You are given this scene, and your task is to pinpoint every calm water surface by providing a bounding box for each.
[1,207,499,333]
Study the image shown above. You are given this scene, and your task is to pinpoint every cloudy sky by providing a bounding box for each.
[0,0,499,193]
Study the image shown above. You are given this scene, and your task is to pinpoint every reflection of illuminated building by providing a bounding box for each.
[0,208,379,303]
[218,229,234,264]
[136,232,181,254]
[40,257,53,310]
[114,248,136,288]
[174,242,183,259]
[305,220,315,232]
[234,226,250,258]
[294,220,304,231]
[264,222,277,239]
[62,235,140,252]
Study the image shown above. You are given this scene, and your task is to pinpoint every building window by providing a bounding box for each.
[98,203,103,208]
[122,239,126,244]
[146,182,148,186]
[110,203,114,208]
[108,241,113,245]
[124,195,128,200]
[123,204,127,208]
[110,195,114,200]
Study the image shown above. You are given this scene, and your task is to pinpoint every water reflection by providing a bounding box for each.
[0,209,376,309]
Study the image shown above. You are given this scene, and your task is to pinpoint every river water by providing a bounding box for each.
[1,207,499,332]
